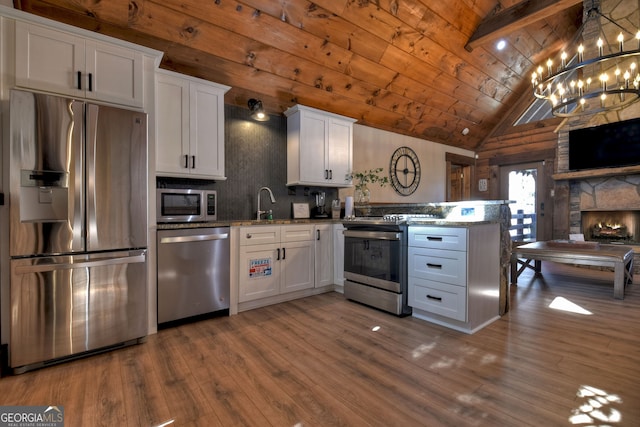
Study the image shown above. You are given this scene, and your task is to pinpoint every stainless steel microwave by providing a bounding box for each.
[156,189,217,223]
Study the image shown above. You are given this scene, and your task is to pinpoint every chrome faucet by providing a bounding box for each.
[257,186,276,220]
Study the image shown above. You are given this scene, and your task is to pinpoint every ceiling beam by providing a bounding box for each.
[465,0,583,51]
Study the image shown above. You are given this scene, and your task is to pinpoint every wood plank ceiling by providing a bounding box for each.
[14,0,582,151]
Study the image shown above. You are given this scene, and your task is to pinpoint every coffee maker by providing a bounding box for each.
[314,191,328,218]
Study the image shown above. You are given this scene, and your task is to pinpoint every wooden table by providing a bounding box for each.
[511,241,634,299]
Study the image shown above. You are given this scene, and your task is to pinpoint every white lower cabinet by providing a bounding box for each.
[333,223,345,290]
[408,224,500,334]
[314,224,334,288]
[239,225,314,303]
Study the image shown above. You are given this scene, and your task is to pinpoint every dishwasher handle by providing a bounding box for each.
[159,233,229,244]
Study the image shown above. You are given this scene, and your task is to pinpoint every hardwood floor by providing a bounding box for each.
[1,262,639,426]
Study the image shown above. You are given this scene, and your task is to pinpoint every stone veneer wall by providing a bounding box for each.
[568,176,640,235]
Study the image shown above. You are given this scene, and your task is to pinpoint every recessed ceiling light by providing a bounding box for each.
[496,39,507,50]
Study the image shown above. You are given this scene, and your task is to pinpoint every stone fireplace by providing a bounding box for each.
[581,210,640,244]
[568,175,640,238]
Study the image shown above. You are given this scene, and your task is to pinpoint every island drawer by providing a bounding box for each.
[409,226,467,251]
[408,278,467,322]
[408,247,467,287]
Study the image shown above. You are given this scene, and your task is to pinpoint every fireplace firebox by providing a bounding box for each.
[581,210,640,244]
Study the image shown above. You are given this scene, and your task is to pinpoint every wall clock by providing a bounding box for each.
[389,146,421,196]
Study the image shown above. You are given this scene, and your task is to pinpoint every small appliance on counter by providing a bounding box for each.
[331,199,341,219]
[313,191,328,218]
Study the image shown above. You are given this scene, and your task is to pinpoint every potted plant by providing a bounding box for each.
[347,168,389,204]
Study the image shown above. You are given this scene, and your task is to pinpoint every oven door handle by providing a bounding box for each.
[343,230,402,240]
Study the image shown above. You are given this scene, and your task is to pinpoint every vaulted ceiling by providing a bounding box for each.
[14,0,583,151]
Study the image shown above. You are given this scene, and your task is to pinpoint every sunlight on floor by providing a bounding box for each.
[411,342,436,359]
[569,385,623,425]
[549,296,593,315]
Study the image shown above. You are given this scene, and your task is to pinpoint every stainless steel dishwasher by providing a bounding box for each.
[157,227,230,325]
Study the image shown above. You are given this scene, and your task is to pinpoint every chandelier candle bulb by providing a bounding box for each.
[597,38,604,57]
[578,44,584,62]
[547,59,553,76]
[561,51,568,68]
[637,30,640,49]
[600,73,608,90]
[618,33,624,52]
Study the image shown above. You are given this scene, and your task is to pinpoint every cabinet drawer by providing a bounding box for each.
[409,278,466,322]
[408,247,466,286]
[409,226,467,251]
[282,224,314,242]
[240,226,281,246]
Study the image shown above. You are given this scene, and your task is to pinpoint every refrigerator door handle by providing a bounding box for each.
[159,233,229,244]
[14,253,146,274]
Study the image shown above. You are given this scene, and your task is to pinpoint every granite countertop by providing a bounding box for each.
[405,219,498,226]
[156,218,341,229]
[156,200,513,229]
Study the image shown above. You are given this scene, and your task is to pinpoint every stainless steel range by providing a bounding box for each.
[342,214,437,316]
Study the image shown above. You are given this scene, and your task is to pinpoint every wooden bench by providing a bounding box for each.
[510,241,634,299]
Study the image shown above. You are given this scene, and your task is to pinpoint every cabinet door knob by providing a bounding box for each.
[77,71,82,90]
[88,73,93,92]
[191,155,196,169]
[329,169,333,179]
[246,233,252,239]
[427,294,443,302]
[184,155,189,168]
[282,247,286,260]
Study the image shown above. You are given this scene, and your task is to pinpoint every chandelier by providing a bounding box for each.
[531,2,640,118]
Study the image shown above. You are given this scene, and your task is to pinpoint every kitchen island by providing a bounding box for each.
[353,200,513,316]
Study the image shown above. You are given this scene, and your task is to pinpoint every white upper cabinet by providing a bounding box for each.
[15,22,144,108]
[285,104,355,187]
[155,69,230,180]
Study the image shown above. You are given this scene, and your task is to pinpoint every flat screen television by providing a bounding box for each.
[569,117,640,171]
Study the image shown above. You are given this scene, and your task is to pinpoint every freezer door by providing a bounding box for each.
[86,104,147,251]
[9,250,147,371]
[9,90,84,257]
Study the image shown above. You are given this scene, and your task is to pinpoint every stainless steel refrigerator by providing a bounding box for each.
[8,89,148,373]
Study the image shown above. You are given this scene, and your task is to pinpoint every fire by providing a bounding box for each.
[595,221,623,230]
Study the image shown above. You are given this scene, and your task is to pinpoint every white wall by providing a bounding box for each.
[338,124,475,204]
[0,1,11,7]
